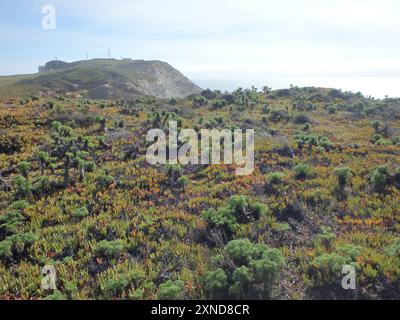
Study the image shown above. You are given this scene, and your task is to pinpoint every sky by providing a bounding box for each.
[1,0,400,97]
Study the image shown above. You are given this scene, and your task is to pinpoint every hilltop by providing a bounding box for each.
[0,59,203,99]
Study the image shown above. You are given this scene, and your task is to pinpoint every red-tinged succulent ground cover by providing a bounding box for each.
[0,87,399,300]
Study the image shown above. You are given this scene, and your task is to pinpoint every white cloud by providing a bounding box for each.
[2,0,400,97]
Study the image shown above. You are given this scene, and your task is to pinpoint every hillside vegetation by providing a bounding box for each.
[0,86,400,300]
[0,59,202,99]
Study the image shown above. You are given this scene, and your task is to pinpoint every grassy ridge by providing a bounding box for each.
[0,59,202,99]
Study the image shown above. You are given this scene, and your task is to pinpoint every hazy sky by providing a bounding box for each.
[1,0,400,97]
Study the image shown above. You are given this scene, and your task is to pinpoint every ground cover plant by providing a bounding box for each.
[0,87,400,300]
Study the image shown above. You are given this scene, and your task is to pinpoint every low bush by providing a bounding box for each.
[204,239,285,299]
[309,244,361,287]
[269,109,289,122]
[71,207,89,219]
[293,114,310,124]
[0,233,37,262]
[267,172,285,185]
[293,164,312,180]
[94,240,125,259]
[12,176,32,198]
[202,196,267,239]
[313,227,336,249]
[371,165,390,193]
[158,280,185,300]
[385,238,400,257]
[333,167,353,198]
[0,210,25,239]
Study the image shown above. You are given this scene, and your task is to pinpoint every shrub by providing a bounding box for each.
[8,200,29,211]
[17,161,31,178]
[34,176,52,194]
[293,114,310,124]
[276,200,305,222]
[372,134,383,143]
[333,167,353,198]
[12,176,32,198]
[49,121,95,187]
[0,132,24,154]
[44,292,67,300]
[226,266,253,299]
[301,123,310,131]
[375,138,391,146]
[158,280,185,300]
[267,172,285,185]
[84,161,96,173]
[202,196,268,246]
[269,109,289,122]
[327,105,337,114]
[0,210,25,238]
[211,100,226,110]
[310,253,348,285]
[129,288,145,300]
[202,89,216,100]
[262,105,271,114]
[309,244,361,287]
[337,244,363,260]
[202,206,239,236]
[50,110,100,127]
[392,136,400,146]
[102,277,129,298]
[0,239,12,259]
[295,132,334,152]
[178,176,190,190]
[348,100,367,116]
[371,165,390,193]
[193,96,208,107]
[97,174,115,188]
[318,136,334,151]
[222,93,235,105]
[334,167,352,188]
[72,207,89,219]
[169,97,181,105]
[203,196,266,237]
[293,164,312,180]
[0,233,37,261]
[313,227,336,249]
[204,239,285,299]
[94,240,125,259]
[100,269,145,299]
[262,116,268,124]
[371,120,381,132]
[385,239,400,257]
[204,269,228,298]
